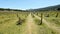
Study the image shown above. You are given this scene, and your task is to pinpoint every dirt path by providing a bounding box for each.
[24,13,38,34]
[33,14,60,34]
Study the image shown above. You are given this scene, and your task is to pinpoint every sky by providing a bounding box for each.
[0,0,60,10]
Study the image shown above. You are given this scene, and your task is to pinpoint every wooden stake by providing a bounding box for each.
[40,13,43,25]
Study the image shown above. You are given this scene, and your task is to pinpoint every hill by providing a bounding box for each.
[28,4,60,12]
[0,4,60,12]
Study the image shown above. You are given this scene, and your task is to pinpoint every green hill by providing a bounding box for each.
[28,4,60,11]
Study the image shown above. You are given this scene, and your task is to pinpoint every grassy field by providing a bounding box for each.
[0,11,60,34]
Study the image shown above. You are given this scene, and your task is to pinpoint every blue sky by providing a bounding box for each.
[0,0,60,10]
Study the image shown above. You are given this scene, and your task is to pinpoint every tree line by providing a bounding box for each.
[0,8,22,11]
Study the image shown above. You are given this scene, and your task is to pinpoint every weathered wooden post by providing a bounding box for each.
[40,13,43,25]
[17,14,19,17]
[16,14,22,25]
[46,14,49,17]
[56,13,58,17]
[36,13,38,15]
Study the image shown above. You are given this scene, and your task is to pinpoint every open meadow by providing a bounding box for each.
[0,11,60,34]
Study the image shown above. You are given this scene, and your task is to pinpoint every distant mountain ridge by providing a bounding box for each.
[0,4,60,12]
[28,4,60,11]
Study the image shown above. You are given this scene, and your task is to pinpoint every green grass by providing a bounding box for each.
[33,11,60,34]
[0,11,60,34]
[0,11,28,34]
[34,17,58,34]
